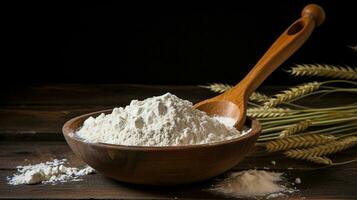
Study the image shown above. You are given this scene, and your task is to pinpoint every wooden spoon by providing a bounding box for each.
[194,4,325,129]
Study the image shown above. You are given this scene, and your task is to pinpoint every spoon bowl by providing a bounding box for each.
[63,109,261,185]
[195,100,241,120]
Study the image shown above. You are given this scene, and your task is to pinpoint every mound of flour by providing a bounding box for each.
[7,159,94,185]
[211,170,295,198]
[76,93,248,146]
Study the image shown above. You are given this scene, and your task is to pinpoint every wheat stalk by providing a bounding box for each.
[306,156,333,165]
[280,120,312,138]
[288,64,357,80]
[284,136,357,159]
[247,107,295,118]
[264,82,321,108]
[266,134,336,152]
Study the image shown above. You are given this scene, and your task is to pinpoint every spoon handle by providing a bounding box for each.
[233,4,325,100]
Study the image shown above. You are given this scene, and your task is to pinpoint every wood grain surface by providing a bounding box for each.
[0,84,356,199]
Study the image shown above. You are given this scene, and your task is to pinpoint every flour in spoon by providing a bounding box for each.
[76,93,249,146]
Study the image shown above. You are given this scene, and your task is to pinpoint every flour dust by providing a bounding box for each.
[7,159,95,185]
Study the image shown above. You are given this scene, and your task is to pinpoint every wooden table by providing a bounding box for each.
[0,84,356,199]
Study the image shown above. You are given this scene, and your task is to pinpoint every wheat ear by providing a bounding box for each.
[266,134,336,152]
[288,64,357,80]
[200,83,232,93]
[306,156,333,165]
[284,136,357,159]
[200,83,269,103]
[247,107,295,118]
[249,92,270,103]
[264,82,321,108]
[280,120,312,138]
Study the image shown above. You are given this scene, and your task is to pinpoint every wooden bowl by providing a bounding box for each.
[63,109,261,185]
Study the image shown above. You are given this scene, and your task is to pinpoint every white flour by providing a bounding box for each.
[211,170,295,198]
[76,93,249,146]
[7,159,94,185]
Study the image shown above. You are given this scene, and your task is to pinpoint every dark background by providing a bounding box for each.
[3,1,356,85]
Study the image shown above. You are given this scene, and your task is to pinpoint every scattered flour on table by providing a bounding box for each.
[7,159,95,185]
[76,93,250,146]
[211,170,296,198]
[295,177,301,184]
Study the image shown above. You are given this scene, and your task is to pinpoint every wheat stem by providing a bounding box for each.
[307,123,357,135]
[299,105,357,112]
[315,116,357,126]
[323,79,357,86]
[328,126,357,135]
[283,102,311,109]
[337,132,357,138]
[332,158,357,166]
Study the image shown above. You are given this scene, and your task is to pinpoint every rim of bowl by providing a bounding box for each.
[63,109,261,151]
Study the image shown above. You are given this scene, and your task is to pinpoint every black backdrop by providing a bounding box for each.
[3,1,356,85]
